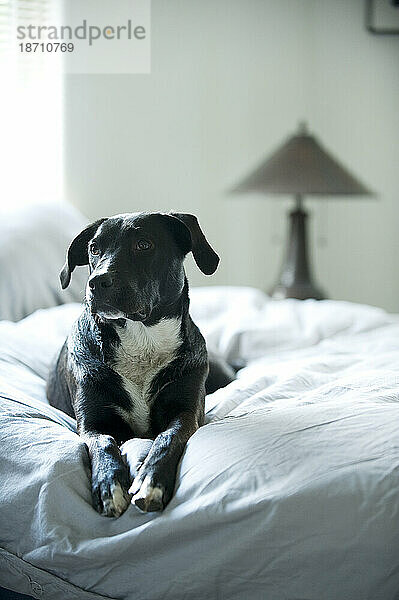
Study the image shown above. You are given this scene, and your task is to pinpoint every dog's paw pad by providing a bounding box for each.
[100,482,131,518]
[131,476,164,512]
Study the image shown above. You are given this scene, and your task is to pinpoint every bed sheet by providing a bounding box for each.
[1,288,399,600]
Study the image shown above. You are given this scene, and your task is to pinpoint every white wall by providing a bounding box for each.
[64,0,399,311]
[306,0,399,312]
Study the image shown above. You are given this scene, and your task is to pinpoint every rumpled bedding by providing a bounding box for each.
[1,287,399,600]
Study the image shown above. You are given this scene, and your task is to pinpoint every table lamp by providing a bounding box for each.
[230,122,374,300]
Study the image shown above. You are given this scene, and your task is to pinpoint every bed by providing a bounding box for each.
[1,283,399,600]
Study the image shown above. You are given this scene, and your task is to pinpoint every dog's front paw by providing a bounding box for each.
[130,472,169,513]
[92,472,131,518]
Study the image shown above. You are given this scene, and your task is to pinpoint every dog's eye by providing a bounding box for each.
[135,239,154,251]
[89,242,100,256]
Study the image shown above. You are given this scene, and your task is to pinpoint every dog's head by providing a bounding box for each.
[60,212,219,322]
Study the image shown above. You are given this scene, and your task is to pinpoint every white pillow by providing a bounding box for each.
[0,202,89,321]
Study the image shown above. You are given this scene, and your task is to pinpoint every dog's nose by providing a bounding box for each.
[88,273,113,290]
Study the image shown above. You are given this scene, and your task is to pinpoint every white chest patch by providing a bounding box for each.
[110,317,182,436]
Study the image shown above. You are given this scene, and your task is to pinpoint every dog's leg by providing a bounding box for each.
[206,350,236,394]
[130,409,200,512]
[83,433,132,518]
[130,368,206,512]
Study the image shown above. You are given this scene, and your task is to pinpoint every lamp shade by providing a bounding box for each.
[231,123,374,197]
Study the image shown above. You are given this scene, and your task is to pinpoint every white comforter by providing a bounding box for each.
[1,287,399,600]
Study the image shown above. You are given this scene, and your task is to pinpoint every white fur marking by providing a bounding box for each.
[102,482,129,517]
[131,475,164,511]
[98,311,125,320]
[111,317,182,436]
[111,483,129,513]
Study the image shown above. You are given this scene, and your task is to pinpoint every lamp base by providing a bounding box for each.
[270,282,325,301]
[270,199,326,301]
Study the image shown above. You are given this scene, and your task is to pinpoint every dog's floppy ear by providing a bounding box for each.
[60,219,106,289]
[168,212,220,275]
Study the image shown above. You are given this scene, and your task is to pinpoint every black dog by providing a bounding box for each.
[47,212,234,516]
